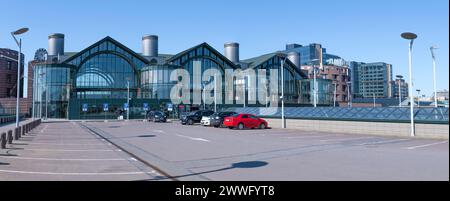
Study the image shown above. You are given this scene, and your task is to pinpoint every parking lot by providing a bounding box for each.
[1,120,448,180]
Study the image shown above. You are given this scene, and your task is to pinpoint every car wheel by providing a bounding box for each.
[259,123,266,129]
[188,119,193,125]
[214,125,219,128]
[237,123,244,130]
[228,127,234,129]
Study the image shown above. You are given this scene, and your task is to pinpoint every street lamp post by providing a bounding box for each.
[243,77,246,108]
[310,59,319,107]
[430,46,438,107]
[347,81,352,107]
[202,81,208,110]
[126,77,131,120]
[265,80,270,108]
[281,57,286,128]
[401,32,417,137]
[214,74,217,112]
[333,82,337,107]
[416,89,421,108]
[10,27,28,128]
[45,88,49,119]
[396,75,403,107]
[373,92,376,108]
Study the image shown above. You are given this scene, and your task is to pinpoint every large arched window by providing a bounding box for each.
[75,53,137,99]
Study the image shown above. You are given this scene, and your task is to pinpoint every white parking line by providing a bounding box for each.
[25,142,106,146]
[0,169,154,175]
[284,135,330,139]
[405,141,449,150]
[23,148,115,152]
[320,137,374,142]
[0,156,127,161]
[357,139,410,146]
[153,130,165,133]
[175,134,210,142]
[40,124,49,133]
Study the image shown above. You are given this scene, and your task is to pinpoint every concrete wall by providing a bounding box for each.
[266,118,449,140]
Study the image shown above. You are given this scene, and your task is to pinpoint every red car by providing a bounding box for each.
[223,113,268,130]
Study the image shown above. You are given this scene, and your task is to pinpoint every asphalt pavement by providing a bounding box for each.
[0,120,448,180]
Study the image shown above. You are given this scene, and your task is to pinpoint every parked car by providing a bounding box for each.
[200,116,211,126]
[181,110,215,125]
[210,111,238,128]
[147,110,167,122]
[223,113,268,130]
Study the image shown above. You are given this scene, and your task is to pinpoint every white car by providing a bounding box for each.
[200,116,211,126]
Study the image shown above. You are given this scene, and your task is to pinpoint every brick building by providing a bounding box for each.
[302,64,350,103]
[0,48,32,115]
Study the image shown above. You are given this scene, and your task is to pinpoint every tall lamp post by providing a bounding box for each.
[10,27,28,128]
[126,77,131,120]
[281,57,287,128]
[214,73,217,112]
[310,59,319,107]
[416,89,421,108]
[430,46,438,107]
[202,81,208,110]
[347,81,352,107]
[401,32,417,137]
[333,82,337,107]
[396,75,403,107]
[373,92,376,107]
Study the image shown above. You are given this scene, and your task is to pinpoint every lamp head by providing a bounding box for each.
[401,32,417,40]
[12,28,29,35]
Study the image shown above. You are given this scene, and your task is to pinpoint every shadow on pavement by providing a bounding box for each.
[141,161,269,181]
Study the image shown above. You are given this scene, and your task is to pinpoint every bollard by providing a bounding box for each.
[8,130,13,144]
[22,125,25,136]
[1,132,6,149]
[14,127,19,140]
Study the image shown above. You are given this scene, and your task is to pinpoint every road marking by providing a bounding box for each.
[285,135,329,139]
[0,156,127,161]
[357,139,409,146]
[25,142,105,146]
[40,124,49,133]
[320,137,374,142]
[130,157,137,161]
[153,130,164,133]
[24,148,115,152]
[0,169,154,175]
[405,140,449,150]
[175,134,210,142]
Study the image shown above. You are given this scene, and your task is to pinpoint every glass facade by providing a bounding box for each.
[75,53,137,99]
[32,37,311,119]
[251,56,303,104]
[33,64,72,119]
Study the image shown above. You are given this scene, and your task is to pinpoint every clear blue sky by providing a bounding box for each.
[1,0,448,97]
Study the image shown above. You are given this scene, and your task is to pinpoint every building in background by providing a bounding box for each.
[0,48,24,98]
[285,43,323,66]
[354,62,393,99]
[391,77,408,100]
[0,48,32,116]
[435,90,449,102]
[300,78,333,105]
[302,64,350,103]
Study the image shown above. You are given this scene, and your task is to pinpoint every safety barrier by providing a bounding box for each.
[0,119,42,149]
